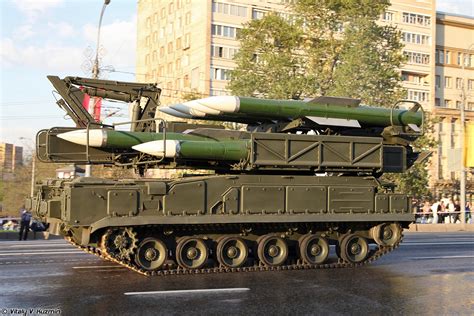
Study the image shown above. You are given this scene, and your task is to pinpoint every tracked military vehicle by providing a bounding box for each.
[27,76,427,275]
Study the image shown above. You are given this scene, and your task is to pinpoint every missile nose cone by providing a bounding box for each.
[159,106,193,119]
[183,100,222,115]
[132,140,180,158]
[170,103,207,117]
[56,129,106,147]
[195,96,240,113]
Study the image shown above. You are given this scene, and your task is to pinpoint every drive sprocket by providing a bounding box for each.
[101,227,138,262]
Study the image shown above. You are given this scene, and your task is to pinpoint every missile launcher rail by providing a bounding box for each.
[27,76,428,276]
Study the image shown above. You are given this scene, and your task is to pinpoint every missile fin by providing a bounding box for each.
[307,116,361,128]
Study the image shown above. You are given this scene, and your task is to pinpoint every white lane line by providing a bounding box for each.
[5,244,72,248]
[410,255,474,260]
[73,265,124,269]
[0,251,84,256]
[402,242,474,246]
[0,248,75,253]
[124,288,250,296]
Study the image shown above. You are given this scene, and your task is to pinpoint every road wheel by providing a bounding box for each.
[216,236,248,268]
[176,237,208,269]
[135,238,167,271]
[370,223,402,247]
[339,234,369,264]
[257,235,288,267]
[299,234,329,265]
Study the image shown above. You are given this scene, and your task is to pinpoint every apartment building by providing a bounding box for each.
[433,12,474,195]
[0,143,23,180]
[136,0,473,193]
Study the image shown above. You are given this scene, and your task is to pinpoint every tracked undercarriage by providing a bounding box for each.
[66,222,404,276]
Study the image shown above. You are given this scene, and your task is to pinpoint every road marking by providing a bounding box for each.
[0,248,75,253]
[410,255,474,260]
[73,265,123,269]
[0,251,83,256]
[124,288,250,296]
[5,244,73,248]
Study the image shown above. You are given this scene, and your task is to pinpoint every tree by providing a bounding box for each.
[229,0,405,106]
[229,0,432,196]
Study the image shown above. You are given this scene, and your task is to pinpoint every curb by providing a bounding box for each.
[407,223,474,233]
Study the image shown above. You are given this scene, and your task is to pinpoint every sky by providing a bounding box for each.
[1,0,473,149]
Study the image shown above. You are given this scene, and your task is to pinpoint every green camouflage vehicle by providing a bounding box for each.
[27,76,427,275]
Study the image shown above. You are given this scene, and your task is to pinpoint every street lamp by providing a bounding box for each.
[460,43,474,226]
[86,0,111,177]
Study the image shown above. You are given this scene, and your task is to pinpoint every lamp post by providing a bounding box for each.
[460,43,474,226]
[86,0,111,177]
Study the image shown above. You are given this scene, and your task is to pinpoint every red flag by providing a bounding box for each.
[80,87,101,122]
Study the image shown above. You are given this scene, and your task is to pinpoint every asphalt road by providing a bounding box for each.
[0,232,472,316]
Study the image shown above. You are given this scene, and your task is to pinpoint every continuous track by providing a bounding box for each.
[65,227,403,276]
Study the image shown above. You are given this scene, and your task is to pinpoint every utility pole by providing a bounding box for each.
[460,43,474,227]
[85,0,111,177]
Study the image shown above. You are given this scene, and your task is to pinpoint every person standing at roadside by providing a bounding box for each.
[19,207,32,241]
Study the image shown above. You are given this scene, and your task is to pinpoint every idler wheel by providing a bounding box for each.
[135,237,168,271]
[299,234,329,265]
[176,237,208,269]
[339,234,369,264]
[216,236,248,268]
[370,223,402,247]
[257,235,288,267]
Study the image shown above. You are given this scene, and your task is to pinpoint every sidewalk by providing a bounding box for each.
[407,223,474,232]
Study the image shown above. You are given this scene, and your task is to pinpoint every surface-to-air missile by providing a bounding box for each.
[161,95,423,130]
[28,75,427,276]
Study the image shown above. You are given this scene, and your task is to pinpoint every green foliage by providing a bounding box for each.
[229,0,405,106]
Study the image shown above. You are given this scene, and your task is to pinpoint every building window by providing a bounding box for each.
[176,37,182,50]
[456,101,461,109]
[212,1,247,17]
[184,33,190,49]
[435,98,440,107]
[167,62,173,74]
[468,102,474,111]
[444,76,452,88]
[404,51,430,65]
[382,11,394,21]
[168,2,174,14]
[160,27,165,38]
[153,32,158,43]
[152,50,157,61]
[438,50,444,64]
[401,32,431,45]
[161,8,166,19]
[167,42,173,54]
[402,12,431,26]
[457,52,462,65]
[456,78,463,89]
[469,79,474,90]
[185,12,191,25]
[445,51,451,64]
[211,67,231,80]
[176,58,181,71]
[252,9,267,20]
[444,99,451,108]
[407,89,429,102]
[168,22,174,35]
[211,24,239,38]
[435,75,440,88]
[160,46,165,57]
[184,74,190,88]
[211,45,239,59]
